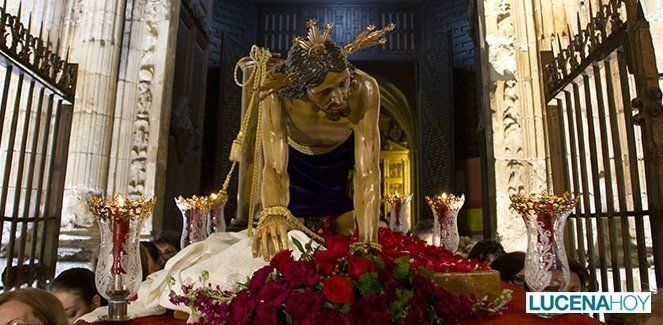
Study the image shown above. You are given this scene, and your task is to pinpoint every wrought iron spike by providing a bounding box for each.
[45,29,51,50]
[55,35,61,56]
[557,31,564,54]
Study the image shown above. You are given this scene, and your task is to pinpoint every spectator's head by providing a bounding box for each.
[0,288,69,325]
[155,231,181,263]
[606,292,662,324]
[468,239,505,266]
[140,241,162,280]
[457,236,477,258]
[413,219,434,245]
[377,216,389,229]
[491,252,526,289]
[50,268,104,323]
[568,259,590,292]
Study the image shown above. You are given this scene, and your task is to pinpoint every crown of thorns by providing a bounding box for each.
[261,19,395,95]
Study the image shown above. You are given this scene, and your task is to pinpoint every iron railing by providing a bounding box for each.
[0,4,77,290]
[543,0,660,299]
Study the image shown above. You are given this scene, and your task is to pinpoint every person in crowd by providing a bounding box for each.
[412,218,434,245]
[457,236,477,258]
[140,241,163,280]
[468,239,506,266]
[50,268,105,323]
[492,252,592,292]
[606,291,662,324]
[0,288,69,325]
[377,215,389,229]
[155,231,181,264]
[568,258,590,292]
[490,251,526,289]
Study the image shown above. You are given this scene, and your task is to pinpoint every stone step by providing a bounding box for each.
[57,227,98,263]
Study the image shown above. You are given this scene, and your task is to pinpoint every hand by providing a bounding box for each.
[252,215,289,261]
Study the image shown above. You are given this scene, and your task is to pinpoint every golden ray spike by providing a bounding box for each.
[296,18,335,57]
[322,22,334,40]
[343,22,396,56]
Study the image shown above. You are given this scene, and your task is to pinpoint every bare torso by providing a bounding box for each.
[253,69,381,259]
[282,71,372,152]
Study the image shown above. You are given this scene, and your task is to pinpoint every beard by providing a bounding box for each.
[323,106,351,121]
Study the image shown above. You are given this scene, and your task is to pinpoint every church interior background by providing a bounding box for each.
[0,0,661,306]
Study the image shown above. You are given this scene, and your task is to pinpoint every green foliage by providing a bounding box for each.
[388,289,414,322]
[357,271,382,296]
[368,254,386,270]
[340,303,351,314]
[292,236,306,254]
[199,270,210,283]
[393,256,411,279]
[416,266,435,280]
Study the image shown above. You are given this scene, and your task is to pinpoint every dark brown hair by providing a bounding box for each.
[51,267,106,306]
[276,39,352,99]
[490,251,526,282]
[0,288,69,324]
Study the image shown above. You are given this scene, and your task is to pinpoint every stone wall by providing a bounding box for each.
[10,0,181,230]
[642,0,663,89]
[208,0,255,68]
[477,0,663,253]
[431,0,475,68]
[476,0,550,251]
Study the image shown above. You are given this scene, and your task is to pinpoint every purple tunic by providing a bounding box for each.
[287,134,355,218]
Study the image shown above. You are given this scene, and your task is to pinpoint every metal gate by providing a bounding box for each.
[0,6,77,289]
[542,0,661,294]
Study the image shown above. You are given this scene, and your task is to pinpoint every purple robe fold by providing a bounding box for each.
[287,134,355,218]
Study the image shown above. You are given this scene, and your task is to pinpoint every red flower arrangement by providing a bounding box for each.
[169,229,511,324]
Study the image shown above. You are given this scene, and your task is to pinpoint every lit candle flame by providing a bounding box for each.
[116,195,125,207]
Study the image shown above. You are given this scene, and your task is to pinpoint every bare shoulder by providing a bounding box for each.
[350,70,379,120]
[353,69,379,94]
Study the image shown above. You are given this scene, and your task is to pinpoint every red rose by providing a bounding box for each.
[270,249,293,272]
[347,255,377,279]
[313,253,338,275]
[323,235,350,258]
[322,276,354,304]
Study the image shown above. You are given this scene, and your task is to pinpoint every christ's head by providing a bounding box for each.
[276,39,354,121]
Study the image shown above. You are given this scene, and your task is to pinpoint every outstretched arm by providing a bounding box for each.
[353,77,381,243]
[252,93,290,260]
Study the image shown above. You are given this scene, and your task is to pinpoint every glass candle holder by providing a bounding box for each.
[175,195,213,248]
[426,193,465,253]
[511,192,578,318]
[385,193,412,234]
[88,195,156,321]
[207,190,228,234]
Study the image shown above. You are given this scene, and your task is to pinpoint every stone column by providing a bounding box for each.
[53,0,128,227]
[7,0,65,38]
[476,0,551,251]
[106,0,180,233]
